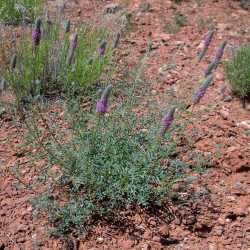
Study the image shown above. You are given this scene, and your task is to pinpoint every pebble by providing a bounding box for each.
[96,237,104,244]
[219,109,229,120]
[223,95,232,102]
[237,120,250,130]
[208,243,218,250]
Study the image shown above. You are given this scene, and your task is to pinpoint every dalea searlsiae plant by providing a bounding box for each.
[3,19,112,104]
[160,107,176,137]
[197,30,214,62]
[192,74,214,105]
[32,18,42,46]
[204,41,227,76]
[225,45,250,108]
[96,84,112,114]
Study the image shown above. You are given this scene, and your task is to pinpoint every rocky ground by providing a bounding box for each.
[0,0,250,249]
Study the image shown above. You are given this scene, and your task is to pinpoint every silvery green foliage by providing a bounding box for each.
[225,45,250,100]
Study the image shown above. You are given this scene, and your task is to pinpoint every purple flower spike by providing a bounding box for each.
[32,18,42,46]
[198,30,214,62]
[160,107,176,136]
[192,75,213,105]
[71,33,78,50]
[98,41,107,56]
[215,41,227,62]
[96,99,108,113]
[96,84,112,114]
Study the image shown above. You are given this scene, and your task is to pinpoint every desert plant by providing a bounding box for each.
[23,82,179,236]
[0,0,41,24]
[3,18,112,106]
[225,45,250,107]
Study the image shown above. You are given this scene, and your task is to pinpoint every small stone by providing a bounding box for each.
[213,226,224,236]
[159,225,169,236]
[208,243,218,250]
[148,217,157,227]
[184,176,198,184]
[139,2,151,12]
[237,120,250,130]
[152,236,160,242]
[219,109,229,120]
[104,3,121,14]
[141,243,151,250]
[96,237,104,244]
[223,95,232,102]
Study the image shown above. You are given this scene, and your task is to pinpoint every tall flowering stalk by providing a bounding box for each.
[96,84,112,114]
[32,18,42,46]
[66,33,78,65]
[192,74,213,105]
[213,41,227,69]
[10,54,17,70]
[112,32,121,49]
[204,41,227,76]
[160,107,176,137]
[98,41,107,56]
[197,30,214,62]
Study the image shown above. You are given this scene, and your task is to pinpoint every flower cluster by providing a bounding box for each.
[192,75,213,105]
[204,41,227,76]
[198,30,214,62]
[32,18,42,46]
[98,41,107,56]
[160,107,176,137]
[96,84,112,114]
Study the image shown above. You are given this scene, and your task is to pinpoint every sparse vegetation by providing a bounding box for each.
[225,45,250,107]
[0,0,41,24]
[2,18,112,107]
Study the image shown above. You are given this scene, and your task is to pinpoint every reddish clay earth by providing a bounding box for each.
[1,0,250,249]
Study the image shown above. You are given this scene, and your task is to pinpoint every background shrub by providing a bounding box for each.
[3,19,112,105]
[0,0,41,24]
[225,45,250,102]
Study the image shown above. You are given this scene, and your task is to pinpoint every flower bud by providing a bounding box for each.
[197,30,214,62]
[32,18,42,46]
[98,41,107,56]
[96,84,112,114]
[160,107,176,136]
